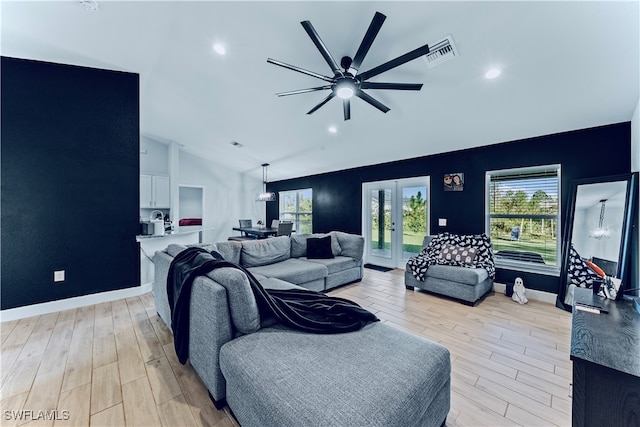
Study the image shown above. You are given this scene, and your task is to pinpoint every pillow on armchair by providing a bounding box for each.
[439,245,477,265]
[306,236,334,259]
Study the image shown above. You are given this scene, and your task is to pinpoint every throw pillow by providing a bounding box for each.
[306,236,335,259]
[439,244,477,265]
[585,260,606,278]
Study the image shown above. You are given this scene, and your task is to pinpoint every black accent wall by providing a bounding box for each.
[1,57,140,310]
[266,123,632,294]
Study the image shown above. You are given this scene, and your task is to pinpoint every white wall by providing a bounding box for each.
[140,135,169,174]
[141,138,264,242]
[178,150,263,243]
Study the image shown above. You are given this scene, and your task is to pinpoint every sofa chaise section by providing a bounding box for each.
[220,323,451,427]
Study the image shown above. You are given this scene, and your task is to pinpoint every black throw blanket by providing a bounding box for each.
[167,247,379,364]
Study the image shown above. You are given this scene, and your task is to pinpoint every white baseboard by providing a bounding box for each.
[0,283,153,322]
[1,281,557,322]
[493,282,557,305]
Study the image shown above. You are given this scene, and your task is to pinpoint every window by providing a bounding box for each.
[279,189,312,234]
[486,165,561,274]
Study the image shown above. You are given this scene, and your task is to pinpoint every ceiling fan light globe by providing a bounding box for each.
[337,86,354,99]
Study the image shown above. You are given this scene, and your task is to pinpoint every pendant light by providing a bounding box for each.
[589,199,610,239]
[256,163,276,202]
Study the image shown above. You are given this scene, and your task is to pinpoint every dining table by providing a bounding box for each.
[232,226,279,239]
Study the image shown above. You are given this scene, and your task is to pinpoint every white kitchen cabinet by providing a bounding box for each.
[140,174,170,208]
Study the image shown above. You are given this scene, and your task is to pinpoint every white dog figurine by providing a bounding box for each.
[512,277,528,304]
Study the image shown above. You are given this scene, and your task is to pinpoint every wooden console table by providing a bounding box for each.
[570,288,640,427]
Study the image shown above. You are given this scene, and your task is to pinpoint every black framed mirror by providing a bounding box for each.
[556,172,638,311]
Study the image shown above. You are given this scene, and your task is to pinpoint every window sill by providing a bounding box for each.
[495,259,561,277]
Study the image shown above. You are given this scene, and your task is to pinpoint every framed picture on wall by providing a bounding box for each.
[444,173,464,191]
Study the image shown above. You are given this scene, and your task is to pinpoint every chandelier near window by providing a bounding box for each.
[589,199,610,239]
[256,163,276,202]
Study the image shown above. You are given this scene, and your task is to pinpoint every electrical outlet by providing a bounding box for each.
[438,218,447,226]
[54,270,65,282]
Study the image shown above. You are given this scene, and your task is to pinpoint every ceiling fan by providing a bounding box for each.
[267,11,431,121]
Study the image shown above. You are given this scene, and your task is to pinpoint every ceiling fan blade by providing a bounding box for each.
[343,98,351,121]
[300,20,343,76]
[360,82,423,91]
[276,85,333,97]
[307,92,336,115]
[358,43,431,81]
[356,90,390,113]
[267,58,335,83]
[350,12,386,74]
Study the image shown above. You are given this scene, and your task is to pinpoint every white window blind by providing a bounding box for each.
[486,165,561,274]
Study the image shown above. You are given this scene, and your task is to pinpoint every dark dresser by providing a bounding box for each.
[570,288,640,427]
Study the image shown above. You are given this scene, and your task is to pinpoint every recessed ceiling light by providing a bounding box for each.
[213,43,226,55]
[328,126,337,134]
[485,68,501,79]
[79,1,99,12]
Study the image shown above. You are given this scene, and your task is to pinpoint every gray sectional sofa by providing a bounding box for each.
[152,232,452,426]
[405,235,495,305]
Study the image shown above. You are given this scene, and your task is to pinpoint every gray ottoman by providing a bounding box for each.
[219,323,450,427]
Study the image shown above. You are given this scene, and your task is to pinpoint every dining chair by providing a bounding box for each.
[276,221,293,237]
[228,219,255,241]
[270,219,280,229]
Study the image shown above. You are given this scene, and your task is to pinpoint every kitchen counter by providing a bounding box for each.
[137,226,214,285]
[136,225,214,240]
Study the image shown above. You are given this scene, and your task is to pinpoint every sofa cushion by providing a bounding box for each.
[247,258,328,285]
[205,267,260,334]
[290,234,309,257]
[259,277,302,291]
[302,256,360,275]
[291,233,341,258]
[184,242,242,264]
[241,236,291,267]
[212,241,242,264]
[306,236,334,259]
[426,264,489,286]
[166,243,188,257]
[330,231,364,260]
[187,242,216,252]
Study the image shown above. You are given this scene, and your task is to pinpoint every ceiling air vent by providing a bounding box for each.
[424,35,458,69]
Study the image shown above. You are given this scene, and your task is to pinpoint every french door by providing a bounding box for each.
[362,177,430,269]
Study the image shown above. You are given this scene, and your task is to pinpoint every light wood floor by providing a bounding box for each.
[1,269,572,426]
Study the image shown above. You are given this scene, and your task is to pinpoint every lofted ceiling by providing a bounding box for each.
[2,1,638,182]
